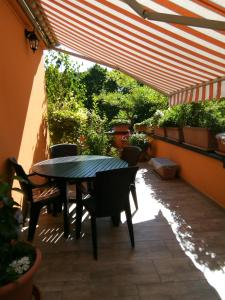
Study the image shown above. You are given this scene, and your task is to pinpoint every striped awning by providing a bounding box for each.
[20,0,225,105]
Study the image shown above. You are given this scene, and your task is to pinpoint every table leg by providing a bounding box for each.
[57,180,69,238]
[76,183,83,239]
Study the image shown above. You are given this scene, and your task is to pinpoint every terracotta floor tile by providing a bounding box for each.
[27,162,225,300]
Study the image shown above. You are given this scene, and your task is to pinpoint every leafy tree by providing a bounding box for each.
[80,64,107,109]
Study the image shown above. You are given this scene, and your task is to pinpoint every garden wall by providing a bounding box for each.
[0,1,48,178]
[153,139,225,209]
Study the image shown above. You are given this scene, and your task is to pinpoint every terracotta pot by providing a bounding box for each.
[215,133,225,156]
[112,124,130,132]
[134,125,147,133]
[165,127,183,142]
[183,127,217,151]
[0,248,42,300]
[111,130,130,148]
[138,143,152,162]
[154,127,166,137]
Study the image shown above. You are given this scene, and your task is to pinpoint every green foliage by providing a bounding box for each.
[47,106,88,146]
[82,112,111,155]
[159,105,185,127]
[110,118,131,127]
[80,64,107,109]
[45,51,86,106]
[179,99,225,133]
[0,178,35,286]
[151,110,165,127]
[128,133,149,150]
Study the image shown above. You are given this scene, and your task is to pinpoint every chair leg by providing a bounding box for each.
[28,203,42,241]
[62,196,69,239]
[91,216,98,260]
[111,215,121,227]
[130,183,138,210]
[125,206,135,248]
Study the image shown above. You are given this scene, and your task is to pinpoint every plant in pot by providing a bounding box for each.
[151,110,166,137]
[182,101,224,151]
[159,105,184,142]
[128,133,152,161]
[110,118,131,132]
[134,118,154,134]
[0,177,41,300]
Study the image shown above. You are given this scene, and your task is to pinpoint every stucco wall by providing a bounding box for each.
[0,1,48,178]
[153,139,225,209]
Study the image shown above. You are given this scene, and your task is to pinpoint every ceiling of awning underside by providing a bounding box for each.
[21,0,225,104]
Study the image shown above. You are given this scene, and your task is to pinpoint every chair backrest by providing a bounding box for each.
[93,167,138,217]
[120,146,142,166]
[49,143,78,158]
[8,157,33,201]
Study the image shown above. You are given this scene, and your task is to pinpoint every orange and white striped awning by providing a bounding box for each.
[20,0,225,105]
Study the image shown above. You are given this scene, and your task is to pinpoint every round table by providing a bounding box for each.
[32,155,128,238]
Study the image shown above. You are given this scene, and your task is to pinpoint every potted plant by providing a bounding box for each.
[128,133,152,161]
[0,177,41,300]
[151,110,166,137]
[134,118,154,134]
[215,133,225,155]
[182,101,224,151]
[159,105,184,142]
[110,118,131,132]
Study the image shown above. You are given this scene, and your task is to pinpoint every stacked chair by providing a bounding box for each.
[120,146,141,210]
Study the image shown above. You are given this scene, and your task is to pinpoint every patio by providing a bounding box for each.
[29,162,225,300]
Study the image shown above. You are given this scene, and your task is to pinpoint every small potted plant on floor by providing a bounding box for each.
[128,133,152,161]
[0,177,42,300]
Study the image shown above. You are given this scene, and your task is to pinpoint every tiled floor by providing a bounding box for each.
[28,162,225,300]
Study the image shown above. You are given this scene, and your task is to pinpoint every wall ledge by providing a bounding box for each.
[153,135,225,167]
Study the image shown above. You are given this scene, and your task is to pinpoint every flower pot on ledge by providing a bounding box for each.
[215,133,225,156]
[183,127,217,151]
[154,127,166,137]
[165,127,183,142]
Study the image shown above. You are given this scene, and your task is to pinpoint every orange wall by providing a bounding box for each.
[0,1,48,177]
[153,139,225,208]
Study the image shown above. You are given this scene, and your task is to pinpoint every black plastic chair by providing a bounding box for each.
[49,143,88,202]
[83,166,138,259]
[49,143,78,158]
[120,146,141,210]
[8,157,68,241]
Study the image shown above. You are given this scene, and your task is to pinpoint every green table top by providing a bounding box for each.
[32,155,128,182]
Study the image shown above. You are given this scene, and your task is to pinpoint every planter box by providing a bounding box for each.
[183,127,217,151]
[215,133,225,156]
[165,127,183,142]
[154,127,166,137]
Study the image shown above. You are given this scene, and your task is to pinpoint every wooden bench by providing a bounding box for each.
[150,157,179,179]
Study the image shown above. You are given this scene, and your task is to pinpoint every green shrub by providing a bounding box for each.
[159,105,185,127]
[110,118,131,127]
[47,107,88,145]
[181,100,225,133]
[150,110,165,127]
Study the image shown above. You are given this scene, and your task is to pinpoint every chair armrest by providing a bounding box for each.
[28,173,52,188]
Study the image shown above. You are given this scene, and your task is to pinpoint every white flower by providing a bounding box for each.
[8,256,31,275]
